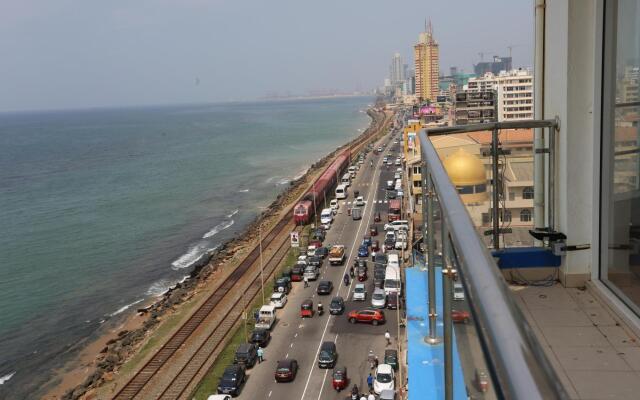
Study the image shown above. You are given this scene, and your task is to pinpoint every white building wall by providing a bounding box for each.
[544,0,597,286]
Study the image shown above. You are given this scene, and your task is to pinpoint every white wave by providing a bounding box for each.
[226,209,239,218]
[0,371,15,385]
[203,219,234,239]
[146,279,173,297]
[179,275,190,284]
[108,299,144,317]
[277,179,290,186]
[238,189,250,193]
[293,168,309,181]
[265,176,279,184]
[171,244,207,270]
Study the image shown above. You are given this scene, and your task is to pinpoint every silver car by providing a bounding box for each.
[353,283,367,301]
[371,288,386,308]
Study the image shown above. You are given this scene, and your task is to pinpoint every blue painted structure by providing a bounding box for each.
[491,247,561,269]
[406,267,467,400]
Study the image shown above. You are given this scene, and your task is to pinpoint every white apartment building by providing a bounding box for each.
[464,69,534,121]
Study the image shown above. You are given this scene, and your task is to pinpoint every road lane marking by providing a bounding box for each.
[269,390,272,397]
[286,353,289,359]
[290,343,294,348]
[295,333,298,337]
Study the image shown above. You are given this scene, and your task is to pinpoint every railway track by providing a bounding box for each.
[113,217,295,400]
[112,109,390,400]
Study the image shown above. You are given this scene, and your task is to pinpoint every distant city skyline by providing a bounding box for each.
[0,1,534,112]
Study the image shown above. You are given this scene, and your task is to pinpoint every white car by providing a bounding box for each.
[307,245,317,257]
[453,283,465,300]
[396,167,403,174]
[394,158,401,166]
[208,395,232,400]
[394,173,401,180]
[355,196,365,206]
[330,199,339,213]
[320,208,333,225]
[394,237,407,250]
[269,292,288,308]
[353,283,367,301]
[396,189,404,198]
[383,157,388,163]
[371,288,386,308]
[373,364,395,394]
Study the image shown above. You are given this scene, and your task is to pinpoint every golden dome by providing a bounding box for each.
[443,148,486,186]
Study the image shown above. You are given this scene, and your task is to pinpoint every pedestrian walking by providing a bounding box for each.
[367,349,375,369]
[303,276,309,288]
[367,373,374,391]
[373,356,379,369]
[257,346,264,363]
[385,330,391,345]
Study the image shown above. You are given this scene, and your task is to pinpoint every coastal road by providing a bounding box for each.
[232,128,403,399]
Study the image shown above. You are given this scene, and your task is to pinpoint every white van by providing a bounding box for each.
[384,220,409,232]
[335,184,347,199]
[384,264,401,296]
[394,179,402,191]
[387,252,400,269]
[320,208,333,225]
[341,172,351,187]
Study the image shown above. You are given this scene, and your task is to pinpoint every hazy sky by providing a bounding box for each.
[0,0,534,112]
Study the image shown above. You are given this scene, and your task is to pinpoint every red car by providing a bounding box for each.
[370,225,378,236]
[452,310,471,323]
[291,265,304,282]
[371,240,380,252]
[348,309,385,325]
[275,359,298,382]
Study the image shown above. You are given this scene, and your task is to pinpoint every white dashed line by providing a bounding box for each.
[295,333,298,337]
[269,390,273,397]
[285,353,289,359]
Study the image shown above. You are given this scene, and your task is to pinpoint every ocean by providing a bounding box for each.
[0,96,373,398]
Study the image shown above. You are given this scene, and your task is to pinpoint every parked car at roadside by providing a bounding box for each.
[249,328,271,347]
[217,364,246,396]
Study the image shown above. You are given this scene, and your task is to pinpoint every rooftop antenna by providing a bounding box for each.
[478,52,485,61]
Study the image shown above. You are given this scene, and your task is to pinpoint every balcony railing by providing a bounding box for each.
[418,119,568,400]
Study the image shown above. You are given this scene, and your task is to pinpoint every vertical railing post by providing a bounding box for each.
[548,124,556,231]
[421,165,428,271]
[442,223,454,400]
[491,128,500,250]
[425,169,440,344]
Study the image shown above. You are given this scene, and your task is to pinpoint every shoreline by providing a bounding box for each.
[43,105,389,400]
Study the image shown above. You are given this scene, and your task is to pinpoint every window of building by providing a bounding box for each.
[600,0,640,314]
[500,210,512,222]
[413,180,422,188]
[482,213,491,225]
[413,166,421,174]
[522,186,534,199]
[509,191,515,201]
[520,209,532,222]
[457,185,473,194]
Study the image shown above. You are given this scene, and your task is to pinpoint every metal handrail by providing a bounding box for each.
[419,126,568,400]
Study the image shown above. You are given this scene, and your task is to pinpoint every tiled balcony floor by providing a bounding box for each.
[511,283,640,400]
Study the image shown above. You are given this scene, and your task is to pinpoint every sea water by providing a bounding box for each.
[0,96,372,398]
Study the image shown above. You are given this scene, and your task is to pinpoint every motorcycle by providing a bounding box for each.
[344,274,350,286]
[350,385,359,400]
[317,303,324,316]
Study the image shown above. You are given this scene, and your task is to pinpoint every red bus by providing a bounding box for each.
[388,199,401,222]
